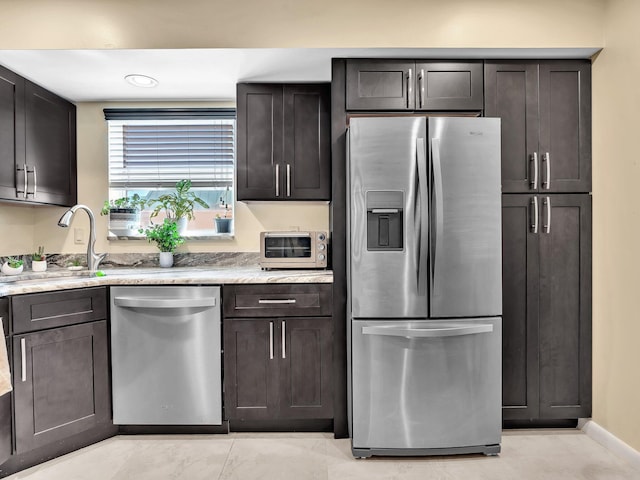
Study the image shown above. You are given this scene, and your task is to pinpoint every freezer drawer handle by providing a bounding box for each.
[258,299,296,305]
[113,297,216,309]
[362,323,493,338]
[371,208,399,214]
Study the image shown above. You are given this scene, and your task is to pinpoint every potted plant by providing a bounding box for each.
[140,219,185,267]
[149,180,209,234]
[101,194,149,236]
[31,246,47,272]
[214,187,233,234]
[1,256,24,275]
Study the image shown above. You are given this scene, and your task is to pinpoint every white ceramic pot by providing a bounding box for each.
[159,252,174,268]
[31,260,47,272]
[176,217,188,235]
[1,262,23,275]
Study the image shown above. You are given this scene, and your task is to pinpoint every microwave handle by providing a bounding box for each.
[264,232,311,237]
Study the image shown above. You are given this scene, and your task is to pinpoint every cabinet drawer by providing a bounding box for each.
[223,284,332,318]
[12,287,107,334]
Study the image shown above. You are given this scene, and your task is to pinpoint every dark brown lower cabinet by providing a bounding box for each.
[0,338,10,465]
[12,321,110,453]
[224,316,333,421]
[502,194,591,423]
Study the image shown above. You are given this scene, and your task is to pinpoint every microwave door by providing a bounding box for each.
[264,234,312,260]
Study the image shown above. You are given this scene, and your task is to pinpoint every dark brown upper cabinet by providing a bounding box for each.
[485,61,591,194]
[346,59,483,111]
[236,83,330,201]
[0,64,76,207]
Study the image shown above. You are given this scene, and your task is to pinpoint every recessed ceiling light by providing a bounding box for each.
[124,74,159,88]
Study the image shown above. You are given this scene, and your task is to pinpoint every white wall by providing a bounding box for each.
[591,0,640,454]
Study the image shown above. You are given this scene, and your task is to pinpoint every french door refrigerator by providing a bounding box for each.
[347,116,502,458]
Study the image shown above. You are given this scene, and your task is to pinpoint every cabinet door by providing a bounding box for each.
[0,65,25,201]
[12,321,110,454]
[236,84,283,201]
[538,194,592,418]
[279,317,333,419]
[501,195,540,421]
[538,62,591,193]
[485,62,539,193]
[346,60,415,110]
[0,337,11,465]
[415,61,483,110]
[24,81,77,206]
[223,318,279,420]
[283,84,331,200]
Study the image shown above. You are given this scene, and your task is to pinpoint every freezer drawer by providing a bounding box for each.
[351,317,501,456]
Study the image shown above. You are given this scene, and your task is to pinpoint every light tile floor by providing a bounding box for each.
[5,430,639,480]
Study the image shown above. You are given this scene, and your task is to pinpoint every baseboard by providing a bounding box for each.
[579,419,640,471]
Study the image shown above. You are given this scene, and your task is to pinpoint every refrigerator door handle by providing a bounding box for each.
[530,152,538,190]
[362,324,494,338]
[431,138,444,287]
[416,137,428,296]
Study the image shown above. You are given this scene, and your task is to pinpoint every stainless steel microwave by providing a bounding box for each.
[259,231,328,270]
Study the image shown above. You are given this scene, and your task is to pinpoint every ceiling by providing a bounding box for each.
[0,48,599,103]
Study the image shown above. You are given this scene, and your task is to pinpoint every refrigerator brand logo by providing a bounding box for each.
[469,131,484,136]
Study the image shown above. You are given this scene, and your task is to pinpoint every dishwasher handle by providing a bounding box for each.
[362,323,493,338]
[114,297,217,309]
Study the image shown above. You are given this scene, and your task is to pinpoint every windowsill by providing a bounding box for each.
[107,232,235,241]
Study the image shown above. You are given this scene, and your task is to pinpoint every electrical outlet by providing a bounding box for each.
[74,227,85,245]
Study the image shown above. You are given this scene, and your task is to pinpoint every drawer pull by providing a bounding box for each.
[258,299,296,305]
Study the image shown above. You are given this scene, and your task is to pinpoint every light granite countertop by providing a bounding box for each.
[0,266,333,296]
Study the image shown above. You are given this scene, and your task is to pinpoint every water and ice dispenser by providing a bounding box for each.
[366,191,403,251]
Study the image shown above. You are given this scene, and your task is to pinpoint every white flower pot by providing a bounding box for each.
[176,217,188,235]
[1,263,23,275]
[159,252,174,268]
[31,260,47,272]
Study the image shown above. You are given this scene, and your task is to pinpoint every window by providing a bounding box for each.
[104,108,235,237]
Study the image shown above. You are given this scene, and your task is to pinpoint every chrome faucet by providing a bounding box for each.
[58,204,107,272]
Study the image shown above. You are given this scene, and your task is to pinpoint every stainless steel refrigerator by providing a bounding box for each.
[347,116,502,458]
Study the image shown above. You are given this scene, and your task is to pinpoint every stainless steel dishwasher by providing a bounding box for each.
[110,286,221,425]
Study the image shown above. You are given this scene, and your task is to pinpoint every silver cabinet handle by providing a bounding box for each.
[530,153,538,190]
[114,297,216,308]
[16,164,28,198]
[32,165,37,197]
[286,164,291,197]
[258,299,296,305]
[269,321,274,360]
[543,196,551,234]
[275,164,280,197]
[362,323,493,338]
[531,196,539,234]
[542,152,551,189]
[407,68,413,109]
[21,338,27,382]
[418,69,425,108]
[25,165,36,197]
[281,320,286,359]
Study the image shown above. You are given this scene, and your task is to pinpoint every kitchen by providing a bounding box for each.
[0,0,639,478]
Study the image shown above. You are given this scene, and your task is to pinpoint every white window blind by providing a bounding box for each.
[105,110,235,190]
